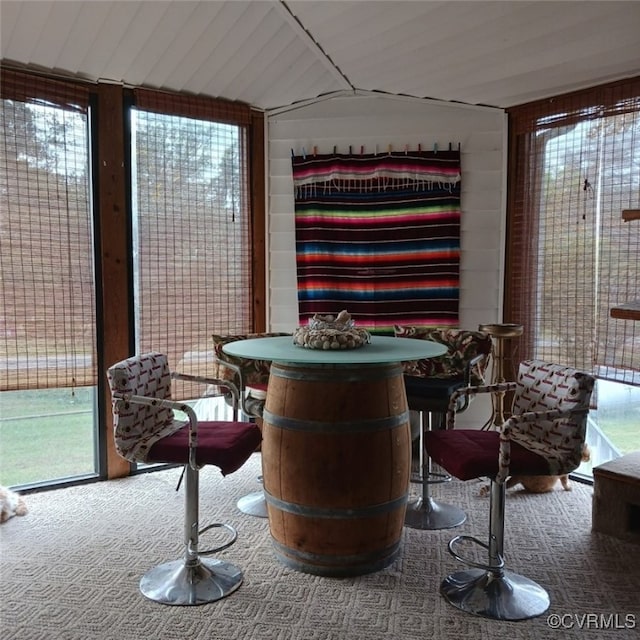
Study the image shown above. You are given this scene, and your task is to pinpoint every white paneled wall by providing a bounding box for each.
[266,92,507,425]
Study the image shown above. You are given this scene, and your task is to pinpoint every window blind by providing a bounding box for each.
[0,69,95,391]
[131,89,254,396]
[506,77,640,385]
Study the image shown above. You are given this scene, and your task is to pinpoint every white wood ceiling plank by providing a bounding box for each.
[160,1,256,93]
[54,2,114,75]
[104,2,177,81]
[76,1,142,82]
[249,38,342,108]
[394,4,639,92]
[2,0,638,112]
[291,0,446,55]
[120,2,198,86]
[207,37,330,109]
[351,1,635,90]
[0,1,21,56]
[30,2,85,69]
[234,31,304,106]
[184,2,275,97]
[332,3,513,82]
[288,1,398,51]
[275,62,346,110]
[1,1,55,66]
[402,9,640,103]
[272,0,352,89]
[462,45,640,108]
[142,1,226,88]
[221,13,295,101]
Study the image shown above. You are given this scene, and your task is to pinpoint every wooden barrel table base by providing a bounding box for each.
[262,362,411,577]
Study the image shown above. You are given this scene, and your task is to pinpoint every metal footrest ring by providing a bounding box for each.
[198,522,238,556]
[448,534,504,572]
[410,470,452,486]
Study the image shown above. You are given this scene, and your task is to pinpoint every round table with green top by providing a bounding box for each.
[223,335,447,577]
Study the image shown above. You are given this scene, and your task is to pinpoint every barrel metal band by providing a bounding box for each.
[264,490,408,519]
[270,538,401,576]
[270,362,403,382]
[262,409,409,433]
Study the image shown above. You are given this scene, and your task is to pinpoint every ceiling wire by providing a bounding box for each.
[277,1,355,91]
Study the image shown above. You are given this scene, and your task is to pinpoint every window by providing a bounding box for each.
[506,77,640,470]
[0,69,265,488]
[0,70,98,486]
[130,90,254,398]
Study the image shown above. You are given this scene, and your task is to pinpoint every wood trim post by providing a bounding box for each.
[97,83,131,479]
[250,110,267,332]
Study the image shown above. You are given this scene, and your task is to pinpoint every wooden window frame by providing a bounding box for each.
[505,76,639,384]
[1,66,265,481]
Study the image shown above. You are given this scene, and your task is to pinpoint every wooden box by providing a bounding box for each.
[592,451,640,544]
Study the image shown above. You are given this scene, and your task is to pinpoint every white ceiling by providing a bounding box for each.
[1,0,639,112]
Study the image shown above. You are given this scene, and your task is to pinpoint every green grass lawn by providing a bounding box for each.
[1,382,638,489]
[0,388,96,486]
[594,380,640,454]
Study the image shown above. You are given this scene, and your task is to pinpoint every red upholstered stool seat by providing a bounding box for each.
[425,429,550,481]
[148,421,262,474]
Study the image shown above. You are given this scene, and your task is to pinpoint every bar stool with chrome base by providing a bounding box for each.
[425,359,595,620]
[395,326,492,530]
[107,352,262,605]
[212,332,290,518]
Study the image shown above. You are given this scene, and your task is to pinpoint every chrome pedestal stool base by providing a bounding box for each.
[237,490,268,518]
[405,495,467,530]
[144,459,244,606]
[140,557,243,606]
[440,481,550,620]
[237,475,268,518]
[440,568,550,621]
[405,411,466,530]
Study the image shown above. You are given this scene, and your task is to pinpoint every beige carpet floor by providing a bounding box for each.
[1,454,639,640]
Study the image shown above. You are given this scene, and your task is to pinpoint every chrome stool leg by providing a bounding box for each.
[440,480,549,620]
[236,408,268,519]
[140,463,243,605]
[405,411,466,530]
[237,476,268,518]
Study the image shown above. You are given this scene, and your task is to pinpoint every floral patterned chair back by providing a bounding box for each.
[107,351,181,463]
[212,332,291,416]
[499,359,596,480]
[212,332,291,386]
[394,326,493,386]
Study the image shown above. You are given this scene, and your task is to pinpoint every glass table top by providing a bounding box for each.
[222,335,447,364]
